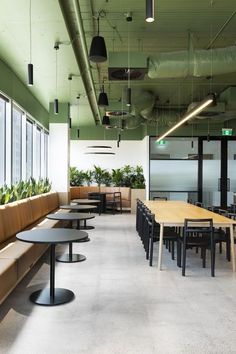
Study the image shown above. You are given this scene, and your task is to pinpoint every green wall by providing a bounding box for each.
[0,58,49,128]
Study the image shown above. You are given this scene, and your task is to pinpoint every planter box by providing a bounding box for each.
[131,189,146,214]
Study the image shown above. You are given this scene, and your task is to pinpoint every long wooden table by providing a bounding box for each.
[144,201,236,271]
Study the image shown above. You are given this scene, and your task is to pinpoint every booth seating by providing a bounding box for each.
[70,186,131,211]
[0,192,61,304]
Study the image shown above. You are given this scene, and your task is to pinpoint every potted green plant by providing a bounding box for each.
[92,165,107,191]
[69,167,84,186]
[111,168,124,187]
[83,170,93,186]
[130,165,146,213]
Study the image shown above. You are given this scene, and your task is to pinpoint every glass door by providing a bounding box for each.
[228,141,236,205]
[202,140,221,207]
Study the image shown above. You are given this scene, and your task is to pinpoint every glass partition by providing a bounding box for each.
[149,137,198,201]
[202,141,221,207]
[228,141,236,205]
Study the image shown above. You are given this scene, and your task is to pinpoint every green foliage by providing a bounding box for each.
[92,165,108,187]
[111,168,124,187]
[83,170,93,186]
[69,165,145,189]
[70,167,84,186]
[0,178,52,205]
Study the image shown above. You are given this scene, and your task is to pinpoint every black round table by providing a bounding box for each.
[46,212,95,262]
[71,199,101,215]
[71,199,100,204]
[60,205,97,229]
[16,228,88,306]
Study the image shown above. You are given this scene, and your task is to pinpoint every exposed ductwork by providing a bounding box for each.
[148,46,236,79]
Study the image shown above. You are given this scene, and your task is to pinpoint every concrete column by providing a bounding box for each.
[49,102,70,204]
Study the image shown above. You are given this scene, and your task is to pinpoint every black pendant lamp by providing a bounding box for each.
[98,85,109,107]
[27,0,33,85]
[126,87,131,107]
[102,115,110,126]
[54,43,59,114]
[89,16,107,63]
[146,0,155,23]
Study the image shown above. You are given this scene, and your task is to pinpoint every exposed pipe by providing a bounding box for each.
[58,0,101,124]
[206,10,236,49]
[148,45,236,79]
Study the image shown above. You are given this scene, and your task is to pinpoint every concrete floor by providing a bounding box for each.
[1,214,236,354]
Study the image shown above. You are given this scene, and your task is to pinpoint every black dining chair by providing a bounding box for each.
[177,218,215,277]
[146,212,179,266]
[106,192,122,214]
[152,196,167,201]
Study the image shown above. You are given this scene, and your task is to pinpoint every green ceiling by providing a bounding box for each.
[0,0,236,137]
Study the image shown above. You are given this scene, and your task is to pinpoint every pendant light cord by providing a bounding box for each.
[29,0,32,63]
[55,49,58,96]
[128,21,130,89]
[97,16,100,36]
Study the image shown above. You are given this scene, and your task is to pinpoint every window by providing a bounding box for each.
[35,127,41,179]
[0,97,6,185]
[26,119,33,179]
[12,106,22,184]
[44,133,48,178]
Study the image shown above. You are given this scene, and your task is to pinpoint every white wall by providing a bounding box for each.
[70,137,149,185]
[49,123,70,193]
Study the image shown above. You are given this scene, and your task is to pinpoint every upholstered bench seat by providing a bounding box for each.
[0,258,17,302]
[0,191,62,304]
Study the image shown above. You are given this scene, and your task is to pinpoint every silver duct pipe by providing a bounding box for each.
[148,46,236,79]
[59,0,101,124]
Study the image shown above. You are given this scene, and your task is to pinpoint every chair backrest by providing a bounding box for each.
[194,202,204,207]
[152,196,167,201]
[218,208,228,216]
[184,218,213,239]
[114,192,121,200]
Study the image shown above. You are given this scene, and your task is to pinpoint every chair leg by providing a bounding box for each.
[202,247,206,268]
[171,241,175,260]
[177,240,181,267]
[149,235,154,266]
[211,242,215,277]
[168,241,171,252]
[182,243,186,276]
[219,241,222,254]
[196,247,199,254]
[226,230,231,262]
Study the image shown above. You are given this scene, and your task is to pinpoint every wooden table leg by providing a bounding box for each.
[230,224,235,271]
[157,223,164,271]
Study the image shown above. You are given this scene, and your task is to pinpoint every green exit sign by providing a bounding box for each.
[222,128,233,136]
[157,140,166,145]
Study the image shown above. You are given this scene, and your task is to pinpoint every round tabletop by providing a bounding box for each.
[46,212,95,221]
[72,199,100,204]
[60,204,97,211]
[16,228,88,244]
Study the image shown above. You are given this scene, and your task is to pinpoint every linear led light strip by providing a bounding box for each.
[156,94,215,143]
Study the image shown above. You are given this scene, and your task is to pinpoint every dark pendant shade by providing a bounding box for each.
[127,87,131,106]
[146,0,155,22]
[98,92,109,107]
[89,36,107,63]
[54,99,59,114]
[102,115,110,126]
[28,63,33,86]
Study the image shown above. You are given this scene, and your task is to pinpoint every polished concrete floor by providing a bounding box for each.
[1,214,236,354]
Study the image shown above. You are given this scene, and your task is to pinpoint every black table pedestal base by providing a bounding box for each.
[56,253,86,263]
[80,226,95,230]
[76,237,90,242]
[29,288,74,306]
